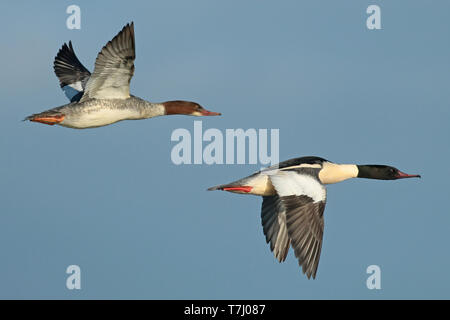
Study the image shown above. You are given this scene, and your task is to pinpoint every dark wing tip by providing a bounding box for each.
[282,197,325,280]
[101,21,136,59]
[261,195,291,263]
[122,22,135,36]
[126,22,135,53]
[122,22,133,31]
[53,40,91,90]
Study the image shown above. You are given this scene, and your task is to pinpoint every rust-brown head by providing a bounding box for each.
[163,101,221,117]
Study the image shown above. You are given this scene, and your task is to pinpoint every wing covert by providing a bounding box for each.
[81,22,135,101]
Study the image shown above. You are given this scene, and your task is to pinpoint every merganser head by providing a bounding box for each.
[357,165,421,180]
[164,100,221,116]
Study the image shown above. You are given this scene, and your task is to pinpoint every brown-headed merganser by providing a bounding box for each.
[25,22,220,129]
[208,156,420,279]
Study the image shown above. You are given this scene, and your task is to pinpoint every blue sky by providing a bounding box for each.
[0,0,449,299]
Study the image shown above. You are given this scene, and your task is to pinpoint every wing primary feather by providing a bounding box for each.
[53,41,91,102]
[261,195,290,262]
[268,171,327,279]
[81,22,136,101]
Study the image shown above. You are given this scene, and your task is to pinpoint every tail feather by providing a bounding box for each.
[208,172,272,195]
[25,110,65,125]
[208,175,255,193]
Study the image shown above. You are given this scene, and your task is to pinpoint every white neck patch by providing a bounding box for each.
[318,162,358,184]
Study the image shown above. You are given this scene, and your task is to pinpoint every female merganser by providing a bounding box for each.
[208,156,420,279]
[25,22,220,129]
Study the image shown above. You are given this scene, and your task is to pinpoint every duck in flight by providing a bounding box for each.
[25,22,220,129]
[208,156,420,279]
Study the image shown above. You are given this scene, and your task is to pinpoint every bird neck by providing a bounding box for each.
[141,101,166,118]
[318,162,359,184]
[356,165,386,180]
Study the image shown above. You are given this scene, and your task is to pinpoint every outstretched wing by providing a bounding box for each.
[53,41,91,102]
[268,171,326,279]
[261,195,291,262]
[81,22,135,101]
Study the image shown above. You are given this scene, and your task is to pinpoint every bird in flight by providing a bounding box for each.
[25,22,220,129]
[208,156,420,279]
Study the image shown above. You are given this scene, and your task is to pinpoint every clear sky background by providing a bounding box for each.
[0,0,449,299]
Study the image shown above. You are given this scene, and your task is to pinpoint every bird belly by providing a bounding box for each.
[60,108,140,129]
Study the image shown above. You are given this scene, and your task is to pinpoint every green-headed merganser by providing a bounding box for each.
[25,22,221,129]
[208,156,420,279]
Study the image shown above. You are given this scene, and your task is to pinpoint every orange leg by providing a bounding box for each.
[30,115,65,126]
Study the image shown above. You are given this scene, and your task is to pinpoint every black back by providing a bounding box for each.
[265,156,328,171]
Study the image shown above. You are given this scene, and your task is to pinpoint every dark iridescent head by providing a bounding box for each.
[357,165,421,180]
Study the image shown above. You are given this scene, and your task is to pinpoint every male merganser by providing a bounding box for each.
[25,22,220,129]
[208,156,420,279]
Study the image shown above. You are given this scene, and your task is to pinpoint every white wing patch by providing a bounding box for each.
[269,171,326,203]
[66,81,83,92]
[62,85,82,101]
